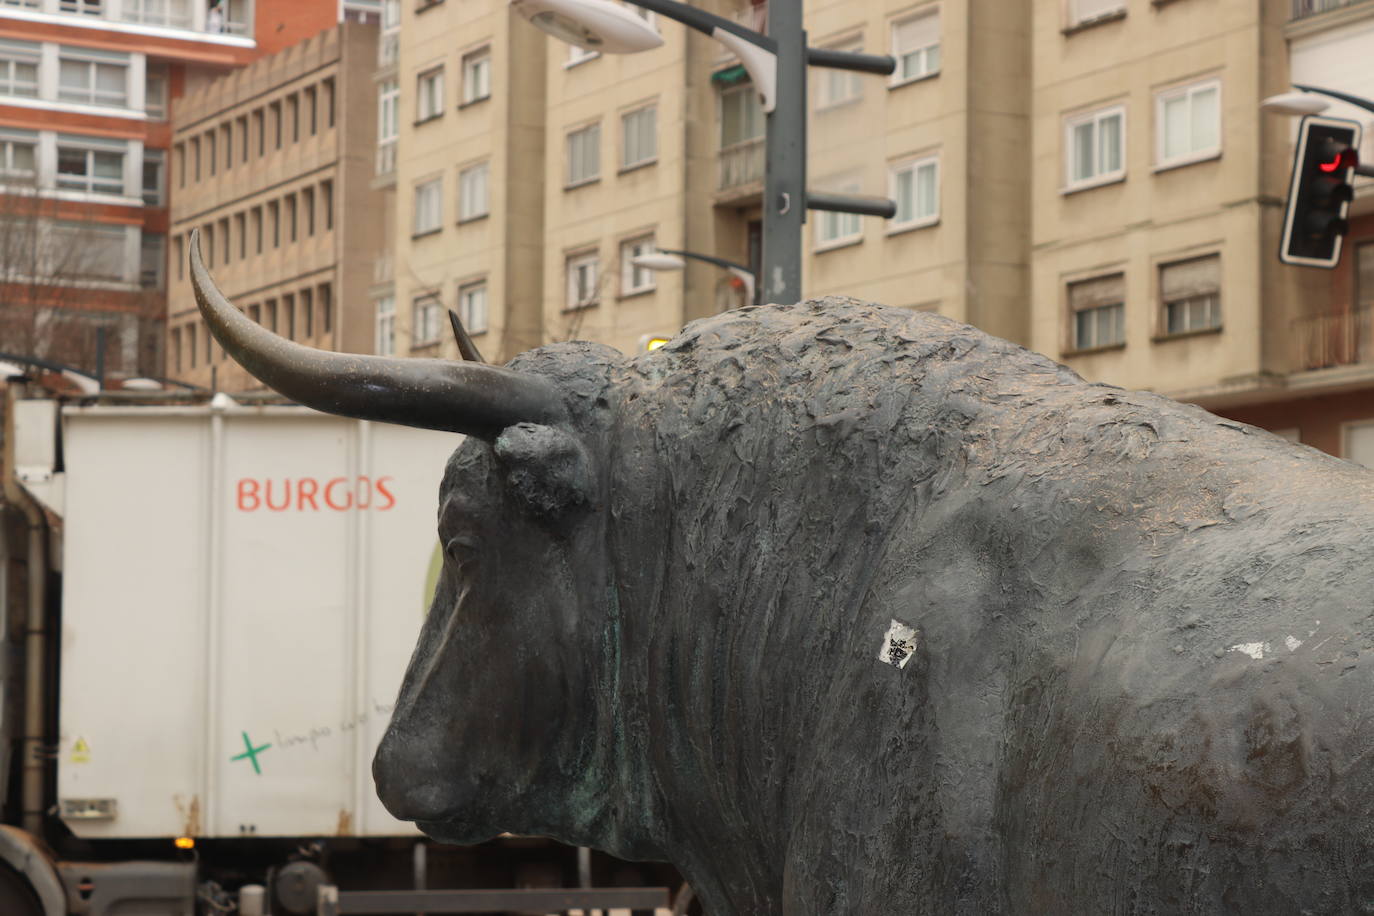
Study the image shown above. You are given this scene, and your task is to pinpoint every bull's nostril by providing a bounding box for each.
[373,737,452,822]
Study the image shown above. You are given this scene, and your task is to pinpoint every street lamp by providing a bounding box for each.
[632,248,757,306]
[512,0,897,305]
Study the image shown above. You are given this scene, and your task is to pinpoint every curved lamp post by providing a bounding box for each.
[633,248,757,306]
[512,0,897,305]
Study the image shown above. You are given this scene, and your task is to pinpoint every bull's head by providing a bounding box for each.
[190,233,646,855]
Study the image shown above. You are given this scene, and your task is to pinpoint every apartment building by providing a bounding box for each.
[379,0,1374,461]
[385,0,548,365]
[1029,0,1374,461]
[0,0,342,380]
[164,21,385,390]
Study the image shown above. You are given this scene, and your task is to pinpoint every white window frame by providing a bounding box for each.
[145,63,169,119]
[890,9,940,87]
[817,38,863,109]
[888,154,939,232]
[1063,104,1126,191]
[620,103,657,170]
[815,177,864,250]
[374,294,395,355]
[0,128,38,182]
[58,46,131,109]
[0,39,40,99]
[1155,78,1222,170]
[1067,273,1126,352]
[461,46,491,105]
[123,0,193,28]
[566,122,601,187]
[412,293,442,347]
[416,65,444,122]
[566,251,600,310]
[413,176,442,235]
[56,135,128,196]
[457,161,489,222]
[377,78,399,175]
[1069,0,1125,27]
[620,235,656,295]
[458,280,488,335]
[1158,253,1222,337]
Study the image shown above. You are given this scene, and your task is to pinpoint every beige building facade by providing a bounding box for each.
[165,21,385,391]
[381,0,1374,460]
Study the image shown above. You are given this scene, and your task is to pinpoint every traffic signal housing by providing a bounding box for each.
[1280,116,1363,268]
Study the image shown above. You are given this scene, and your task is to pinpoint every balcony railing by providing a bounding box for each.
[717,137,764,191]
[1292,0,1368,19]
[378,30,398,68]
[1293,305,1374,370]
[2,0,252,36]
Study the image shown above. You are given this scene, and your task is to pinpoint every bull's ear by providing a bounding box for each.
[493,423,593,518]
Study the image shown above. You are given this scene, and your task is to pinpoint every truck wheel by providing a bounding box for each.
[0,862,43,916]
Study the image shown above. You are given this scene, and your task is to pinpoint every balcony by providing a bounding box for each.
[717,136,764,191]
[1293,305,1374,370]
[1292,0,1371,19]
[0,0,254,40]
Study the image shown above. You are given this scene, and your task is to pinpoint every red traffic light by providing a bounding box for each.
[1318,146,1358,173]
[1281,116,1363,268]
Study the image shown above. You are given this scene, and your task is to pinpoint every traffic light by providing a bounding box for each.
[1280,116,1363,268]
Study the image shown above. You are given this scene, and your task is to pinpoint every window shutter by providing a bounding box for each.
[1069,273,1124,310]
[1159,256,1219,302]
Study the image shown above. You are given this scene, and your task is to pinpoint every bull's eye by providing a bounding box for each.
[444,535,480,567]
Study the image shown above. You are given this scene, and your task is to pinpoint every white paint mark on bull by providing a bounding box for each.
[1285,635,1303,652]
[879,619,919,669]
[1229,642,1269,660]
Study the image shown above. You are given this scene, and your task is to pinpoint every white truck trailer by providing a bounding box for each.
[0,389,678,916]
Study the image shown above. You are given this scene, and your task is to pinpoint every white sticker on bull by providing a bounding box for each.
[879,619,919,669]
[1229,641,1269,660]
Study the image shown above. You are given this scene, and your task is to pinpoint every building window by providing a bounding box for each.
[219,217,229,263]
[264,299,277,333]
[58,47,130,108]
[220,123,232,169]
[268,200,280,247]
[377,78,399,175]
[286,93,299,143]
[170,327,181,374]
[55,221,127,281]
[889,155,939,230]
[1159,254,1221,336]
[1345,421,1374,469]
[815,179,863,249]
[304,86,317,136]
[1157,78,1221,169]
[191,136,201,180]
[0,39,38,99]
[145,65,169,119]
[412,293,442,346]
[1068,273,1125,351]
[566,122,601,187]
[303,186,315,235]
[323,77,335,129]
[1358,242,1374,312]
[300,287,313,337]
[621,104,657,170]
[891,10,939,86]
[235,212,245,258]
[417,66,444,122]
[322,179,333,230]
[253,108,265,156]
[251,206,262,253]
[0,129,38,181]
[202,223,213,266]
[458,280,488,334]
[174,234,183,280]
[56,137,126,195]
[205,130,216,175]
[283,293,296,339]
[458,161,489,222]
[237,115,249,162]
[1065,105,1125,189]
[140,231,164,289]
[319,283,332,334]
[817,39,863,109]
[1069,0,1125,26]
[566,251,599,309]
[142,149,164,204]
[375,295,395,355]
[413,177,442,234]
[123,0,192,28]
[188,324,196,368]
[461,47,491,104]
[620,235,656,295]
[285,193,297,242]
[270,100,282,149]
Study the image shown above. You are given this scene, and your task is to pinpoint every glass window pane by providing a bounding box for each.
[1191,86,1218,152]
[1072,122,1094,180]
[894,168,914,223]
[1100,114,1122,173]
[916,162,936,217]
[1163,95,1188,160]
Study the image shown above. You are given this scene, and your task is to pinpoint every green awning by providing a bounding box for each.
[712,64,749,86]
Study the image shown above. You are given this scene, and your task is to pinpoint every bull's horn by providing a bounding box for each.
[189,229,566,437]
